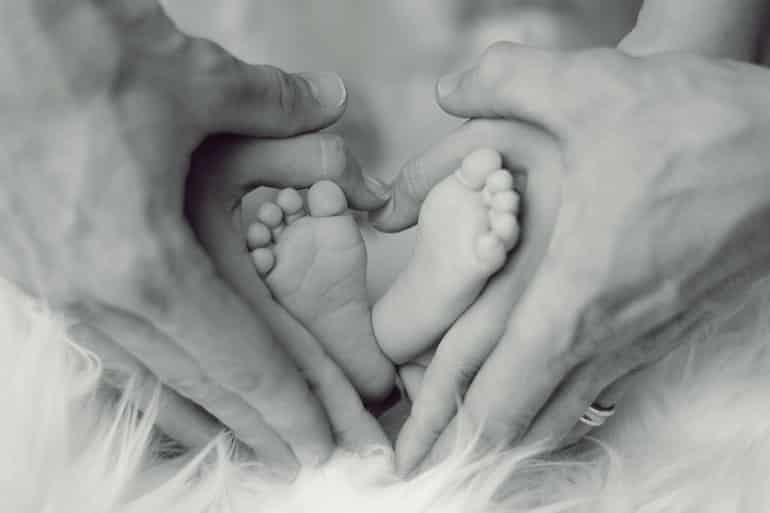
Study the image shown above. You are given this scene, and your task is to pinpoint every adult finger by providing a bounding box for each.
[408,264,581,475]
[436,42,571,135]
[561,375,632,447]
[436,43,637,138]
[193,134,391,211]
[371,118,552,232]
[69,322,222,450]
[184,37,348,137]
[440,257,587,456]
[70,306,306,476]
[112,226,337,471]
[395,120,562,474]
[101,3,346,138]
[527,305,711,449]
[399,364,426,402]
[236,277,391,452]
[398,350,434,401]
[188,185,389,453]
[257,296,391,452]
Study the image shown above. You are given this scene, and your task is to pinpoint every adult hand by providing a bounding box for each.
[376,0,770,476]
[0,0,389,476]
[389,44,770,473]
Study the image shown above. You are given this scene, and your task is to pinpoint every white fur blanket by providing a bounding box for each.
[3,278,770,513]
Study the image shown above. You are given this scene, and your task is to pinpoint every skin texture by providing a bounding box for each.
[373,149,519,365]
[370,1,770,476]
[247,182,397,403]
[0,0,391,478]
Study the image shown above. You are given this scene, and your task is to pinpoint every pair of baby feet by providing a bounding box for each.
[246,148,520,403]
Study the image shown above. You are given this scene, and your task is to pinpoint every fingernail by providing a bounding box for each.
[437,71,462,97]
[302,72,347,108]
[364,175,392,202]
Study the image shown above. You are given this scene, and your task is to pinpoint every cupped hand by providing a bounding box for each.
[0,0,388,476]
[391,43,770,474]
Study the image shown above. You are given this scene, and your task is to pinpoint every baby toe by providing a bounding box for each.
[307,180,348,217]
[489,211,519,250]
[491,190,520,213]
[485,169,514,193]
[246,222,272,251]
[457,148,502,190]
[476,233,506,268]
[257,202,284,228]
[277,188,306,224]
[251,248,276,275]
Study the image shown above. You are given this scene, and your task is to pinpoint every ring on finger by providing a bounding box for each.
[579,402,616,427]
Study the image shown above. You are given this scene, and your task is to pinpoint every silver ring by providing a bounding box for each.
[579,403,616,427]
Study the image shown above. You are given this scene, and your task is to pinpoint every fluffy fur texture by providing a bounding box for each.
[4,277,770,513]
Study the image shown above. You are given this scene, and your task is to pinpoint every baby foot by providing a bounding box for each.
[247,182,395,402]
[372,148,520,364]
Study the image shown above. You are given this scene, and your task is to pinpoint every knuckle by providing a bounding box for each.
[106,1,166,30]
[228,368,271,399]
[566,297,617,364]
[408,403,446,440]
[188,38,233,75]
[453,363,478,388]
[305,358,347,401]
[273,69,303,128]
[568,48,622,76]
[230,357,293,404]
[575,374,602,407]
[186,38,256,124]
[562,49,637,117]
[533,261,607,365]
[478,41,516,89]
[433,349,478,388]
[235,65,308,136]
[117,230,193,321]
